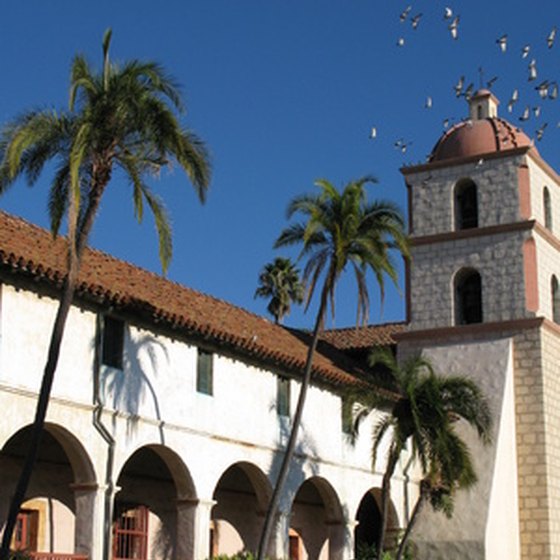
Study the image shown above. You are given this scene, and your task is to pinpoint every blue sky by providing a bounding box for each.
[0,1,558,329]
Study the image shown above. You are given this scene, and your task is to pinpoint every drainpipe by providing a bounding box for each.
[402,455,415,525]
[92,313,115,560]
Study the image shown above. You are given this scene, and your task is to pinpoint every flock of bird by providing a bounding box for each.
[369,5,559,161]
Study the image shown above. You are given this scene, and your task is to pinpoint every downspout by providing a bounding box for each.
[92,313,115,560]
[402,455,415,525]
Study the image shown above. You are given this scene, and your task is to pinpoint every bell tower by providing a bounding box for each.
[396,90,560,560]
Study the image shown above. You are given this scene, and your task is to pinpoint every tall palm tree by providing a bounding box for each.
[256,176,409,559]
[254,256,304,324]
[363,349,492,560]
[0,29,210,558]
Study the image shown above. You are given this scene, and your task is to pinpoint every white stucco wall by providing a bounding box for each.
[0,280,413,559]
[400,337,520,560]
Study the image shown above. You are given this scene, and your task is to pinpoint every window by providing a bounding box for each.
[12,510,38,552]
[277,376,290,417]
[102,316,124,369]
[455,269,483,325]
[544,187,553,230]
[289,529,301,560]
[455,179,478,230]
[197,349,213,395]
[552,276,560,323]
[113,505,148,560]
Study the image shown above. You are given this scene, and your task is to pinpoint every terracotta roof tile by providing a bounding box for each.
[0,211,374,389]
[320,322,407,352]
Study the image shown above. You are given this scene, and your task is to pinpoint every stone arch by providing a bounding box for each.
[114,444,197,560]
[454,267,483,325]
[211,461,272,557]
[544,186,553,231]
[354,488,398,557]
[290,476,345,560]
[552,275,560,323]
[454,178,478,230]
[0,422,97,556]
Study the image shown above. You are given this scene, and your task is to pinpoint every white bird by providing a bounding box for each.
[521,45,531,58]
[536,81,550,99]
[394,139,412,153]
[519,106,530,121]
[528,59,538,81]
[411,13,423,30]
[533,106,541,118]
[397,37,405,47]
[449,15,460,40]
[507,89,519,113]
[454,75,464,97]
[369,127,377,139]
[443,6,453,20]
[496,34,508,53]
[443,118,451,129]
[549,82,558,100]
[536,122,548,141]
[463,82,474,100]
[425,96,433,109]
[547,27,556,49]
[400,5,412,22]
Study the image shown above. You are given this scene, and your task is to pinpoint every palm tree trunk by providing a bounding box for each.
[377,450,399,560]
[395,482,429,560]
[0,182,105,560]
[256,281,330,560]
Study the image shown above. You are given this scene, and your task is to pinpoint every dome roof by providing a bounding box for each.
[428,89,535,163]
[429,117,534,162]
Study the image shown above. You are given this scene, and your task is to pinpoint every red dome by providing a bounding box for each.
[429,117,535,162]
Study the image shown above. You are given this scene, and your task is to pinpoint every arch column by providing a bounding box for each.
[176,497,198,560]
[70,482,103,560]
[192,498,215,560]
[326,520,346,560]
[268,510,290,560]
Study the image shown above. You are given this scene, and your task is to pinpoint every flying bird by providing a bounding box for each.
[449,16,460,40]
[425,96,433,109]
[521,45,531,58]
[547,27,556,48]
[369,127,377,139]
[533,106,541,118]
[394,139,412,153]
[400,5,412,22]
[496,34,508,53]
[519,106,530,121]
[463,82,474,100]
[549,82,558,100]
[397,37,405,47]
[507,89,519,113]
[443,6,453,20]
[487,76,498,89]
[536,122,548,141]
[536,81,550,99]
[411,13,423,30]
[454,75,465,97]
[528,59,537,81]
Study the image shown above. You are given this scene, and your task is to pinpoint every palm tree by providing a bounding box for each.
[254,256,304,324]
[362,349,492,560]
[256,176,409,560]
[0,29,210,558]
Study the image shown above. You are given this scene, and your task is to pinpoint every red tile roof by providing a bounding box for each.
[320,322,406,352]
[0,210,381,389]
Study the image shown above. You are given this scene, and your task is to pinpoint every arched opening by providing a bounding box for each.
[0,424,96,557]
[552,276,560,323]
[544,187,553,231]
[114,445,196,560]
[290,477,344,560]
[455,268,483,325]
[211,462,271,557]
[354,489,398,558]
[454,179,478,230]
